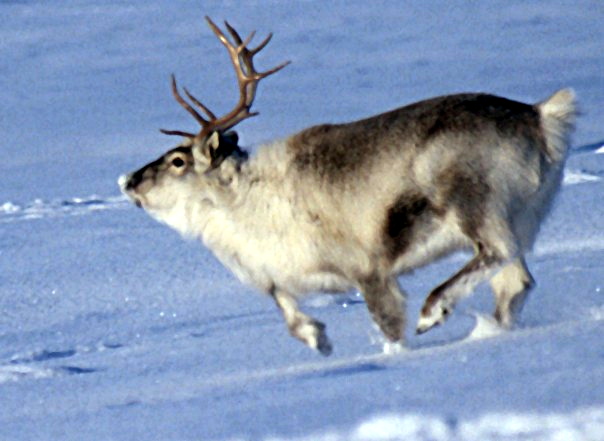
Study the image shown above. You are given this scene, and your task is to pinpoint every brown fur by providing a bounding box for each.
[383,193,432,261]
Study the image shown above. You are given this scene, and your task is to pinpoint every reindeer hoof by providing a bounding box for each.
[316,331,333,356]
[416,304,452,334]
[294,319,333,356]
[415,318,437,335]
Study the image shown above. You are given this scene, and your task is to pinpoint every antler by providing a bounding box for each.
[160,17,290,140]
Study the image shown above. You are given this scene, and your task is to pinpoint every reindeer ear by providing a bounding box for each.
[193,131,220,164]
[223,131,239,145]
[206,131,221,159]
[195,131,240,171]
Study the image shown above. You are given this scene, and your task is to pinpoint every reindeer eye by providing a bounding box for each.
[171,157,185,168]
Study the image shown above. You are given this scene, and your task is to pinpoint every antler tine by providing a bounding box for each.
[206,17,251,83]
[225,20,264,57]
[159,128,196,137]
[169,74,210,128]
[205,16,232,49]
[239,30,257,51]
[224,20,243,45]
[256,59,292,78]
[223,20,273,59]
[249,33,273,56]
[183,87,217,120]
[207,18,255,79]
[222,20,286,77]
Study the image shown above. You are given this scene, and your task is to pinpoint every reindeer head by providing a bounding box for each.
[119,17,288,222]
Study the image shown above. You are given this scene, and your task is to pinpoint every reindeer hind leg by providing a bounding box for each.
[491,257,535,328]
[415,177,522,334]
[416,241,507,334]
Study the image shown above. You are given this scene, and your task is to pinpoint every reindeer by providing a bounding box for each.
[119,17,576,356]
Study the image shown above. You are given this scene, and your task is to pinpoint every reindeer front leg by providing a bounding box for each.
[271,288,333,356]
[360,275,407,344]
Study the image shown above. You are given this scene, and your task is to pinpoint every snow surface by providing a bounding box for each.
[1,1,604,440]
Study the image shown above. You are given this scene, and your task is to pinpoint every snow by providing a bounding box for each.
[465,313,506,340]
[1,1,604,440]
[563,170,602,186]
[272,408,604,441]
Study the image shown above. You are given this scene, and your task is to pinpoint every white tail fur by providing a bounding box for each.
[538,88,577,161]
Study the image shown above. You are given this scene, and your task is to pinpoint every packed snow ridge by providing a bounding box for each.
[256,407,604,441]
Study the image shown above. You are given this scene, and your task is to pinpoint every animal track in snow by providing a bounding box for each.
[0,195,130,224]
[0,342,122,384]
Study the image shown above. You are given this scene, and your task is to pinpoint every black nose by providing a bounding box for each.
[119,172,140,192]
[125,170,144,190]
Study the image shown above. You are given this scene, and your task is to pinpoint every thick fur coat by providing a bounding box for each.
[121,89,575,355]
